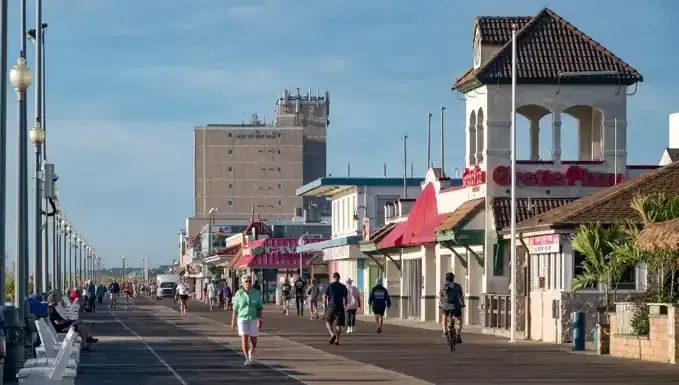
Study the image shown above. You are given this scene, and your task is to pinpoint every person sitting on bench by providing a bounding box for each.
[46,293,98,351]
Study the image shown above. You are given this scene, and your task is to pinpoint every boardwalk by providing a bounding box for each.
[73,296,679,384]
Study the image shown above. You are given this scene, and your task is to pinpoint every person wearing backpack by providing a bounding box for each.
[440,272,465,343]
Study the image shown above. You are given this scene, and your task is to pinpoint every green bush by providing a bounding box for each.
[631,304,650,335]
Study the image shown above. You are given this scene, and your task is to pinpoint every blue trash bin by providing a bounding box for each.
[572,311,585,351]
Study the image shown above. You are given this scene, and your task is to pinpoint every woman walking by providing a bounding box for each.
[222,282,233,310]
[177,280,191,316]
[345,278,361,333]
[231,275,264,366]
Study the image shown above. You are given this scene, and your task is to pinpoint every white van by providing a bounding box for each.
[156,274,181,299]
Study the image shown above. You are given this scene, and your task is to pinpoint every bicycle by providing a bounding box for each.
[446,315,458,352]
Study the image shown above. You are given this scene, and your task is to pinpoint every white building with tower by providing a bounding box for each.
[360,7,656,343]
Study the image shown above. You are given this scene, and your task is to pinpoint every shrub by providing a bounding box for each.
[631,304,650,335]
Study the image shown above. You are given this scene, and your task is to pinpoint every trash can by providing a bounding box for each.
[1,304,23,381]
[571,311,585,351]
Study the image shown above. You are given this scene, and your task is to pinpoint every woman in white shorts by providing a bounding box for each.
[230,275,263,366]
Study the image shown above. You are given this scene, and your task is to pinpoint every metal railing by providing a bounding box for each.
[483,293,512,329]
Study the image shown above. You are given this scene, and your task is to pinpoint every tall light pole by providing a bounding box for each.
[10,0,33,316]
[509,26,518,343]
[79,237,84,283]
[30,119,45,292]
[0,0,8,302]
[121,256,126,282]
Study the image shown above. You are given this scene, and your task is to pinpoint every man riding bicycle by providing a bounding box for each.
[440,272,464,343]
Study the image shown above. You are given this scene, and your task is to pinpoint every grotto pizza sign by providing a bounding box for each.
[492,165,624,187]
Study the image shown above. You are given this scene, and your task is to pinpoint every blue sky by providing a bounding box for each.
[1,0,677,269]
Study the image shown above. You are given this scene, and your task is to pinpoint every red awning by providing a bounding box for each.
[401,183,447,245]
[376,222,406,249]
[376,183,444,249]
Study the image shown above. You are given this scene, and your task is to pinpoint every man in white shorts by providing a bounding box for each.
[231,275,263,366]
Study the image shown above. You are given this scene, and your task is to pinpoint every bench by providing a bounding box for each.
[17,329,77,385]
[24,325,78,369]
[56,299,79,320]
[35,319,80,362]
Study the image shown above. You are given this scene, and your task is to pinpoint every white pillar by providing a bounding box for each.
[469,125,477,165]
[577,117,593,161]
[591,110,603,161]
[422,246,437,322]
[529,119,540,161]
[551,114,562,162]
[435,249,446,323]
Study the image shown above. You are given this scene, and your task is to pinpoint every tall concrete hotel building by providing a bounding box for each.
[188,88,329,235]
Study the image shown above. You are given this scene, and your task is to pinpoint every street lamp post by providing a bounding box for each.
[0,0,8,303]
[79,237,83,283]
[10,0,33,317]
[122,256,126,281]
[68,231,73,288]
[30,118,45,293]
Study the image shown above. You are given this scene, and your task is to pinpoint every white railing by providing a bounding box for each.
[614,302,636,335]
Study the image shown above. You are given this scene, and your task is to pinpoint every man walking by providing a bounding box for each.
[368,278,391,333]
[294,275,306,316]
[231,275,264,366]
[306,278,320,319]
[323,272,348,345]
[96,282,106,305]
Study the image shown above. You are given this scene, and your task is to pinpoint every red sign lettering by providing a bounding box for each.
[492,165,624,187]
[463,166,487,187]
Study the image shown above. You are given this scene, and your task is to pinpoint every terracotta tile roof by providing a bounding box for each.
[492,197,578,230]
[476,16,532,45]
[437,199,485,232]
[454,8,643,92]
[515,162,679,230]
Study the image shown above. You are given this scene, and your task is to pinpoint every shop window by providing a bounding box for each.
[614,266,636,290]
[573,250,597,289]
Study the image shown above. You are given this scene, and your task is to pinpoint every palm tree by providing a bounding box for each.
[631,193,679,301]
[571,222,628,312]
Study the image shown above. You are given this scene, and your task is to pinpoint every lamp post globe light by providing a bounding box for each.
[9,56,32,93]
[29,120,45,145]
[10,53,33,319]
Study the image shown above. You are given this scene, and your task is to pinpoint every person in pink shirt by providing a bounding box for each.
[345,278,361,333]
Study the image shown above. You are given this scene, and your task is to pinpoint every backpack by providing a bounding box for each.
[442,283,460,306]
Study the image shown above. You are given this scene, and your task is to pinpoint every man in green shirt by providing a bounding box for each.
[231,274,263,366]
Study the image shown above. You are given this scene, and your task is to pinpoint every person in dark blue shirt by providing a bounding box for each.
[368,278,391,333]
[323,272,348,345]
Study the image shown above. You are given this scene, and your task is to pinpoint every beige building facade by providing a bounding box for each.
[191,89,329,235]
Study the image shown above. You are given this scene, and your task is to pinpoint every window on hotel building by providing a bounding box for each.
[228,166,232,172]
[228,150,232,155]
[613,266,636,290]
[573,250,597,289]
[228,183,232,188]
[277,150,281,154]
[228,200,233,206]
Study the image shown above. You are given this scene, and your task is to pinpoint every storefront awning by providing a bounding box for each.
[359,223,397,252]
[233,238,324,270]
[296,235,359,253]
[203,244,241,264]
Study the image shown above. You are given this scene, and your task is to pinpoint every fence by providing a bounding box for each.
[483,293,512,329]
[614,302,636,335]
